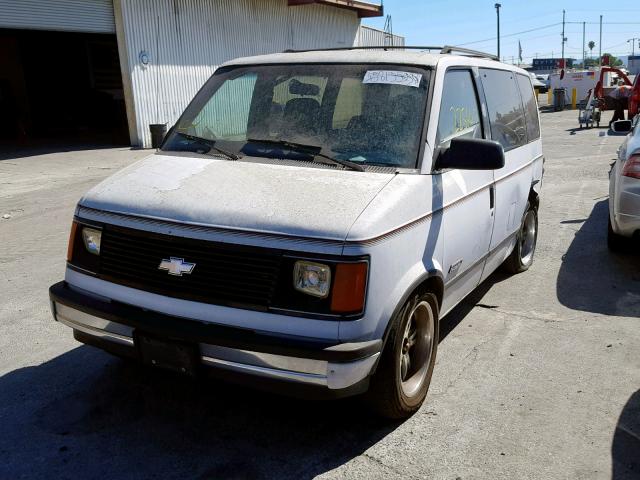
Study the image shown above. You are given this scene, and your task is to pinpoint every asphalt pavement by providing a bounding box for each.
[1,110,639,479]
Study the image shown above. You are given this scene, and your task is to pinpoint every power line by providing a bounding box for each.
[456,22,561,46]
[573,21,640,25]
[568,8,640,12]
[517,49,630,61]
[471,28,630,48]
[458,21,640,49]
[453,12,640,60]
[603,40,632,50]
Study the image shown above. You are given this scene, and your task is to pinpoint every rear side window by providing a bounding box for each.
[436,70,482,147]
[516,74,541,141]
[480,69,527,151]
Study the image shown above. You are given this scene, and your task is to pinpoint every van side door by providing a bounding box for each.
[478,69,541,280]
[435,68,496,315]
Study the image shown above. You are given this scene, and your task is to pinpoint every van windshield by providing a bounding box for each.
[162,64,430,169]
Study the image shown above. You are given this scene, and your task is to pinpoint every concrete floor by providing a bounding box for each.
[1,110,639,479]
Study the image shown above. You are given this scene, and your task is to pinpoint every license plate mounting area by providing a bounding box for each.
[135,332,199,376]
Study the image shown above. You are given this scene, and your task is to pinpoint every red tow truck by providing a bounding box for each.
[593,67,640,119]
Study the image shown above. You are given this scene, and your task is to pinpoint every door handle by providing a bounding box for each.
[489,186,495,209]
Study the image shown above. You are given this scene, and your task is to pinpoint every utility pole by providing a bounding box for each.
[495,3,501,59]
[599,15,603,66]
[383,15,393,47]
[561,9,566,66]
[628,38,638,56]
[582,22,586,67]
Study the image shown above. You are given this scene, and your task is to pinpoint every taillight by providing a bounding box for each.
[622,154,640,179]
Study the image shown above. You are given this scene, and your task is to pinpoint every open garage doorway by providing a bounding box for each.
[0,29,129,151]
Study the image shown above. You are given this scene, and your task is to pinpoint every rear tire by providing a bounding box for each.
[366,292,439,420]
[608,215,628,252]
[502,201,538,274]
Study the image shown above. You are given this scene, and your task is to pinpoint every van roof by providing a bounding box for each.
[223,47,505,69]
[225,49,441,67]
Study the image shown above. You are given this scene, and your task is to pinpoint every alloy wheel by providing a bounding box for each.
[520,209,537,266]
[399,300,435,398]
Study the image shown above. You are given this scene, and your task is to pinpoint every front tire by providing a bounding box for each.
[366,292,439,419]
[502,201,538,274]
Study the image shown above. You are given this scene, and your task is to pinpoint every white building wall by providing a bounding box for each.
[355,25,404,47]
[116,0,360,147]
[628,57,640,76]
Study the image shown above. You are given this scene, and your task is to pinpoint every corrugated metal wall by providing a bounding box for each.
[117,0,360,147]
[356,25,405,47]
[0,0,115,33]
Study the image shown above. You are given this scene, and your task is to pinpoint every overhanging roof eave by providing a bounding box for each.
[287,0,383,18]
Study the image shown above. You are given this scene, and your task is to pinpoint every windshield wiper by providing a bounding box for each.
[246,138,365,172]
[173,132,241,160]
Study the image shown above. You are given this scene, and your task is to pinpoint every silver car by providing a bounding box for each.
[609,120,640,250]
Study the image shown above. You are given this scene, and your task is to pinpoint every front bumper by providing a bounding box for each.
[49,282,380,398]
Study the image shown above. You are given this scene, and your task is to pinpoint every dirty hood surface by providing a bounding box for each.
[79,154,395,241]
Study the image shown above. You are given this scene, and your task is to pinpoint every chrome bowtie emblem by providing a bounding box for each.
[158,257,196,276]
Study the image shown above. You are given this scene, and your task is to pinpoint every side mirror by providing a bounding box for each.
[611,120,632,133]
[435,137,505,170]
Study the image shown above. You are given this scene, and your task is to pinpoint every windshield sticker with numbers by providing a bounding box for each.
[363,70,422,88]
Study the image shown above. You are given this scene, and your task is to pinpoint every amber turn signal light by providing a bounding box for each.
[66,221,78,261]
[330,262,368,314]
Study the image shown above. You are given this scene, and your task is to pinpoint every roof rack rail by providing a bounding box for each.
[282,45,500,61]
[283,45,443,53]
[440,45,499,61]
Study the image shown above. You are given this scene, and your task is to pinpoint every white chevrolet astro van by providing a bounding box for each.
[50,46,543,418]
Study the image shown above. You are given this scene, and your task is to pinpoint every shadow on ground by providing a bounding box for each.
[612,389,640,479]
[556,199,640,317]
[0,345,400,479]
[440,270,511,341]
[0,278,507,479]
[564,125,609,135]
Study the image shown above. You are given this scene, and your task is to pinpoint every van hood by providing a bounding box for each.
[79,154,395,241]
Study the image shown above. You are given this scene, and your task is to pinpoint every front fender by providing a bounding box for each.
[338,228,444,343]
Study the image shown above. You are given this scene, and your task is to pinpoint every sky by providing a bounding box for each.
[362,0,640,64]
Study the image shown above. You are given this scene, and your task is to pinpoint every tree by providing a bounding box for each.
[588,41,595,57]
[602,52,624,67]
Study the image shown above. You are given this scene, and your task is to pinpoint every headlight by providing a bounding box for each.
[82,227,102,255]
[66,221,101,274]
[293,261,331,298]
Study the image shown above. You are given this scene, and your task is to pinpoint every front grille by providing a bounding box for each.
[99,225,283,310]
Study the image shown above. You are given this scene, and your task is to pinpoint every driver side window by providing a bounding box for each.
[436,70,482,149]
[190,73,257,141]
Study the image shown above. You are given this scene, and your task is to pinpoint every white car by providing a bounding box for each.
[608,119,640,250]
[530,73,548,93]
[49,46,544,418]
